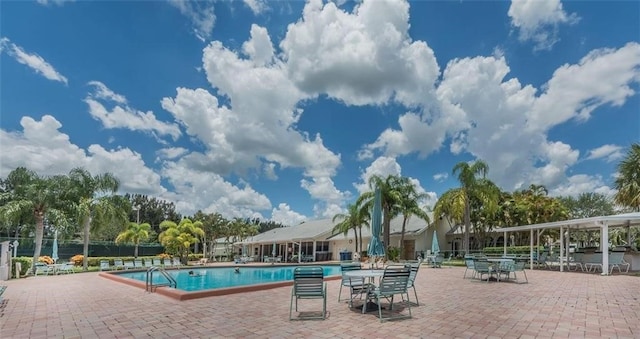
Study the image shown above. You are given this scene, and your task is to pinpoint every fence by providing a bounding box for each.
[0,237,165,259]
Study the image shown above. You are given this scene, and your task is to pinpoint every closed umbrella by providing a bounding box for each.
[431,230,440,255]
[52,230,59,264]
[367,186,385,261]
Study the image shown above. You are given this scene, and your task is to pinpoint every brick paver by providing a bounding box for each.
[0,266,638,338]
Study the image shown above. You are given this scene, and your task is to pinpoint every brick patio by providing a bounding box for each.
[1,265,639,338]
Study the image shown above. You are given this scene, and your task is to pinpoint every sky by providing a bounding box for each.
[1,0,639,226]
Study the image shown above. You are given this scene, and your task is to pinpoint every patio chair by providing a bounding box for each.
[463,259,476,279]
[365,265,412,322]
[134,259,143,268]
[405,261,421,305]
[144,259,153,268]
[59,262,75,274]
[289,266,327,320]
[432,254,444,268]
[99,260,112,271]
[472,260,495,283]
[338,262,367,306]
[172,258,182,268]
[570,252,585,272]
[608,252,630,274]
[499,260,527,283]
[584,253,603,272]
[123,261,135,270]
[152,258,163,267]
[34,263,51,276]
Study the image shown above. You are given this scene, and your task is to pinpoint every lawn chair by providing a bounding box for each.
[152,258,163,267]
[463,259,476,279]
[338,262,367,306]
[113,259,125,270]
[134,259,143,268]
[365,265,412,322]
[99,260,112,271]
[172,257,182,268]
[472,260,495,283]
[289,266,327,320]
[34,263,51,276]
[609,251,630,274]
[59,262,75,274]
[123,261,135,270]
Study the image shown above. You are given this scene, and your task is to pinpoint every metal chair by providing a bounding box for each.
[405,261,421,305]
[366,265,412,322]
[289,266,327,320]
[338,262,367,306]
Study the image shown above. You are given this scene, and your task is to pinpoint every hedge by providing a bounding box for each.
[11,257,32,278]
[483,246,543,255]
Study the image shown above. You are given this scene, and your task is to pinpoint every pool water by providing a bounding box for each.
[117,265,341,292]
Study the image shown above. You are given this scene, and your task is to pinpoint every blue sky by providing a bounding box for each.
[1,0,639,225]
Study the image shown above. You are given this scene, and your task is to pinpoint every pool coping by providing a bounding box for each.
[99,265,342,301]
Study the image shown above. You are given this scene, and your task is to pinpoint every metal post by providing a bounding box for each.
[560,225,564,272]
[530,229,534,270]
[601,222,609,276]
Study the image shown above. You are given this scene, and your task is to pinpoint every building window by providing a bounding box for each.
[315,241,329,252]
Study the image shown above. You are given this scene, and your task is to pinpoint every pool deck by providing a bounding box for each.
[1,264,639,338]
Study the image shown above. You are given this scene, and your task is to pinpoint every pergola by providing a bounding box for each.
[495,212,640,275]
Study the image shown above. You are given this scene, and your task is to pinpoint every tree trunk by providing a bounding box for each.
[383,206,391,260]
[399,216,408,259]
[134,243,139,258]
[31,211,45,274]
[464,198,471,255]
[358,227,363,253]
[353,228,359,256]
[82,217,91,271]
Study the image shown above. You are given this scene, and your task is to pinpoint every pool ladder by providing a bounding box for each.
[146,266,177,292]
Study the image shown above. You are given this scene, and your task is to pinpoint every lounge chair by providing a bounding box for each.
[152,258,163,267]
[144,259,153,268]
[365,265,412,322]
[34,263,51,276]
[113,259,125,270]
[289,266,327,320]
[609,252,630,274]
[99,260,112,271]
[134,259,143,268]
[123,261,135,270]
[59,262,75,274]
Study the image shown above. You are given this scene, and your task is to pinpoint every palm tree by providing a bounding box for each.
[0,168,69,274]
[395,177,431,259]
[115,222,152,257]
[615,143,640,211]
[356,174,403,258]
[332,203,370,254]
[453,160,498,254]
[67,168,128,271]
[158,218,205,264]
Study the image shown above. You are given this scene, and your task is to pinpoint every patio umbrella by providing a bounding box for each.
[367,186,385,260]
[51,230,59,264]
[431,230,440,256]
[272,241,277,257]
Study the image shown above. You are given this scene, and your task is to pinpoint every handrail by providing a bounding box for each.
[145,266,177,292]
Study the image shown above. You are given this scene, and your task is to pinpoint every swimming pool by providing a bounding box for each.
[104,265,342,299]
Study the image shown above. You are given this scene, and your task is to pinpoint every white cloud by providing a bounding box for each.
[364,42,640,197]
[86,81,182,141]
[168,0,216,42]
[433,172,448,182]
[156,147,189,160]
[353,156,402,194]
[549,174,616,198]
[243,0,268,15]
[0,115,164,195]
[271,203,307,226]
[0,37,68,84]
[508,0,579,51]
[585,144,624,163]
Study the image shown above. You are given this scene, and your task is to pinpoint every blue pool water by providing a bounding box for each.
[117,265,341,292]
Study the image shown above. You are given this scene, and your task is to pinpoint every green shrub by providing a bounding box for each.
[11,256,32,278]
[387,246,400,261]
[482,246,543,255]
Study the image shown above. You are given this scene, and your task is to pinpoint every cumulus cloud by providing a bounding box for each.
[508,0,579,51]
[0,115,164,195]
[0,37,68,84]
[85,81,182,141]
[168,0,216,42]
[271,203,307,226]
[585,144,624,163]
[433,172,448,182]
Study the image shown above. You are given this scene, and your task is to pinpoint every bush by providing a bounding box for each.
[387,246,400,261]
[70,254,84,266]
[39,255,54,265]
[158,253,171,259]
[11,257,32,278]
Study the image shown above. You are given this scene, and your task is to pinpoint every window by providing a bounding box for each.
[315,241,329,252]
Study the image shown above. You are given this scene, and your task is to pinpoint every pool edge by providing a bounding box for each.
[99,269,341,301]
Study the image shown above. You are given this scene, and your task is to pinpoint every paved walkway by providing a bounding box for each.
[1,266,639,338]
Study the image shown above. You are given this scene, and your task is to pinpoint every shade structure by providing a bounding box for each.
[367,186,385,258]
[431,230,440,255]
[52,230,59,263]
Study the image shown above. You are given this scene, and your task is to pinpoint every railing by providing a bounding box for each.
[145,266,177,292]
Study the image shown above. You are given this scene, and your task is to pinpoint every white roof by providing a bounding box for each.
[497,212,640,232]
[325,214,432,240]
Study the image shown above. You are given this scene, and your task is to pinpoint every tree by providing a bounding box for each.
[0,168,69,274]
[559,192,615,219]
[446,160,498,254]
[356,175,403,258]
[395,177,431,259]
[115,222,152,257]
[614,143,640,211]
[125,193,182,236]
[332,203,369,254]
[158,218,205,263]
[68,168,128,271]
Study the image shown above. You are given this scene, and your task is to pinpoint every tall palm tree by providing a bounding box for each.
[0,168,69,274]
[356,174,403,258]
[395,177,431,259]
[453,160,497,254]
[615,143,640,211]
[115,222,152,257]
[67,168,128,271]
[159,218,205,264]
[332,203,369,254]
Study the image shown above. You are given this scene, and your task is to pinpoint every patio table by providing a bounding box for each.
[344,270,385,313]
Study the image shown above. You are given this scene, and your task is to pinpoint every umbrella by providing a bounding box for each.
[52,230,59,264]
[367,186,385,260]
[431,230,440,256]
